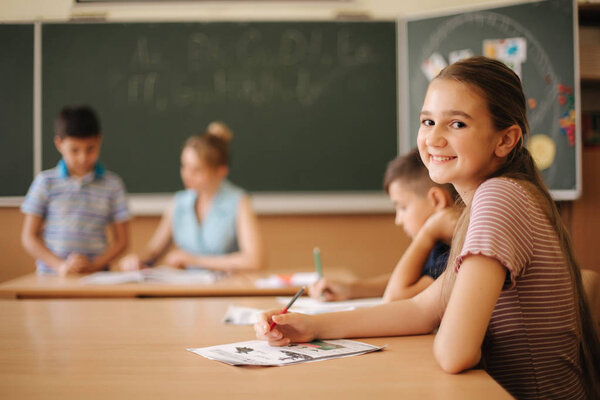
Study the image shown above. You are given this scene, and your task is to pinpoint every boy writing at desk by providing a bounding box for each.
[21,105,130,276]
[309,148,458,301]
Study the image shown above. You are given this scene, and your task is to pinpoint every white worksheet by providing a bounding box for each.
[188,339,384,366]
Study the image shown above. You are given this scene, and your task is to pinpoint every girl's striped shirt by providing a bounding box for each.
[455,178,584,399]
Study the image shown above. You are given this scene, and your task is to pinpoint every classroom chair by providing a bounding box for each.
[581,269,600,332]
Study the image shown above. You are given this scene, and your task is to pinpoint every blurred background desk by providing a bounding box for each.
[0,269,354,299]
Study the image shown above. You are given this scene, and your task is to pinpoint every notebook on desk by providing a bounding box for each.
[80,266,221,285]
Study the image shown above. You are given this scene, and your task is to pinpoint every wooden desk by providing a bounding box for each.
[0,269,355,299]
[0,297,511,399]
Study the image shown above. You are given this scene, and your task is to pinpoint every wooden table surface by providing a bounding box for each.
[0,297,512,399]
[0,269,354,299]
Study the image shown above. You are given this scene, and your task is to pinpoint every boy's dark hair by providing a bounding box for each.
[54,105,101,138]
[383,148,457,199]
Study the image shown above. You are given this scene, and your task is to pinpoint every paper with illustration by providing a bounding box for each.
[188,339,384,366]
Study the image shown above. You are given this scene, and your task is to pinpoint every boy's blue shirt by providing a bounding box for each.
[57,158,105,179]
[423,241,450,280]
[21,159,130,274]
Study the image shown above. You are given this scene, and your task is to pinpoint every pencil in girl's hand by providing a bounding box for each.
[268,286,306,332]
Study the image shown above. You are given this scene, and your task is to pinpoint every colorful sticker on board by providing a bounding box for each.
[527,134,556,170]
[483,37,527,62]
[528,98,538,110]
[421,53,447,81]
[449,49,474,64]
[557,84,576,146]
[483,37,527,79]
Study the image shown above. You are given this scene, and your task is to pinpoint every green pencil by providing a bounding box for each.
[313,247,323,279]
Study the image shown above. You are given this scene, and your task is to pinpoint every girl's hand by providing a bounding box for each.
[119,254,142,271]
[421,207,460,244]
[308,278,352,301]
[254,309,317,346]
[164,250,192,268]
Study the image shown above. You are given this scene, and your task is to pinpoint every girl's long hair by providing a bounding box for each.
[437,56,599,398]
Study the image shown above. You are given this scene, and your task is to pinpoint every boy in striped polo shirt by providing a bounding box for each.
[21,105,130,276]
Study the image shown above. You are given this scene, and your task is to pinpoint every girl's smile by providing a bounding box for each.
[428,154,457,163]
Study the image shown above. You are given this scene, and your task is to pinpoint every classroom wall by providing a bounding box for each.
[0,208,409,283]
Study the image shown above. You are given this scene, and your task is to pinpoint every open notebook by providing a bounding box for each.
[80,266,221,285]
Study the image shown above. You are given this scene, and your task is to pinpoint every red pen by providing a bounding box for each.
[268,286,306,332]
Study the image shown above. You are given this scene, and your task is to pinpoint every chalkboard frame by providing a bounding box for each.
[399,0,581,200]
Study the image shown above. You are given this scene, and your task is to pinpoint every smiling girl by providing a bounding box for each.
[254,57,599,399]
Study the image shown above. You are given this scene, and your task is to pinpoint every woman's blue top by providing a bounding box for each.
[172,180,244,259]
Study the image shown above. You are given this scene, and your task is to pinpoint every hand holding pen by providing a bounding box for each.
[268,286,305,331]
[256,286,317,346]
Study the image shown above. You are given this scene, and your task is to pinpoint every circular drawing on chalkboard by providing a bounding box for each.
[528,134,556,171]
[409,10,564,186]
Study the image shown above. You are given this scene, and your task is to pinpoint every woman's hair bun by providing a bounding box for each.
[206,121,233,143]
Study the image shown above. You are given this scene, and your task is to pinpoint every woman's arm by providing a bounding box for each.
[433,255,505,374]
[179,195,264,271]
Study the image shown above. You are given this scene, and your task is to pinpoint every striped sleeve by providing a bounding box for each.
[455,178,533,288]
[107,173,131,223]
[20,173,49,217]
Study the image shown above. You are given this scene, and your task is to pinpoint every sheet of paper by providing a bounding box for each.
[277,297,383,314]
[80,271,144,285]
[81,266,220,285]
[188,339,384,366]
[254,272,318,288]
[222,305,263,325]
[142,267,220,285]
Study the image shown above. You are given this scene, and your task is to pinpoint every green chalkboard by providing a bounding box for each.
[404,0,579,198]
[42,22,397,194]
[0,24,33,196]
